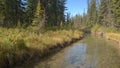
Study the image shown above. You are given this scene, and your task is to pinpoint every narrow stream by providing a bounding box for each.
[16,35,120,68]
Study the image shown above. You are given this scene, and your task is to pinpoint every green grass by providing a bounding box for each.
[91,24,120,33]
[0,27,83,67]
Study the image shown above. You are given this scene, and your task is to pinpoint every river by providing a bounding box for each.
[16,35,120,68]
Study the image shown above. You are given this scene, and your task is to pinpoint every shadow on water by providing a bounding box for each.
[15,35,120,68]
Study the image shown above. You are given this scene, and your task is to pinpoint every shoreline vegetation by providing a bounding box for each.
[91,25,120,54]
[0,27,83,68]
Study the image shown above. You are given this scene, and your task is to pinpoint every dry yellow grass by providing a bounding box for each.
[0,27,83,67]
[106,33,120,41]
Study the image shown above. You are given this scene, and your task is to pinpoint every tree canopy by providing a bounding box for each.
[0,0,67,28]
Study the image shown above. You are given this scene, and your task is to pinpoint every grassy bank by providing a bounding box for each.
[91,25,120,54]
[91,25,120,41]
[0,27,83,68]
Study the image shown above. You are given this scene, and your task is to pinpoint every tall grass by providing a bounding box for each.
[91,24,120,44]
[0,27,83,67]
[91,24,120,33]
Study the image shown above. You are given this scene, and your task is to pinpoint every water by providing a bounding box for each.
[16,35,120,68]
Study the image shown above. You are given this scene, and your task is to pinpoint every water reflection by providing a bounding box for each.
[65,43,86,68]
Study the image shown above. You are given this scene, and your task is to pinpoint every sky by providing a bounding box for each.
[65,0,88,16]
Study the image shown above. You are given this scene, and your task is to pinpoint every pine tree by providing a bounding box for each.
[87,0,97,27]
[32,0,43,27]
[0,0,5,26]
[44,0,66,27]
[0,0,67,28]
[1,0,24,27]
[111,0,120,28]
[98,0,108,26]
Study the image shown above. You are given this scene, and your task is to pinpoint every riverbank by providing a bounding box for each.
[14,35,120,68]
[0,27,83,68]
[91,26,120,54]
[92,32,120,44]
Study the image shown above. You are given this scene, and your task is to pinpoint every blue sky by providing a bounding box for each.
[65,0,88,16]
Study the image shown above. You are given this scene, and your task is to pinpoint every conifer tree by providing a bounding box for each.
[32,0,42,27]
[98,0,108,26]
[111,0,120,28]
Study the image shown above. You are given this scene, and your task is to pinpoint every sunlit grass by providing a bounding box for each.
[0,27,83,67]
[91,25,120,41]
[91,24,120,33]
[91,25,120,56]
[106,33,120,40]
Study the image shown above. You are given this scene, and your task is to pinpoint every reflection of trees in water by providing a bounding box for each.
[85,36,120,68]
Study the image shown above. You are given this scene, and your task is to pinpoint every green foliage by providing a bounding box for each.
[111,0,120,27]
[91,24,120,33]
[87,0,97,26]
[32,0,42,26]
[44,0,66,27]
[0,0,67,28]
[71,0,120,30]
[91,24,100,32]
[70,0,98,29]
[98,0,107,25]
[3,0,24,27]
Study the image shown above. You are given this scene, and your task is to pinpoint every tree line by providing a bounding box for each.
[0,0,66,28]
[71,0,120,29]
